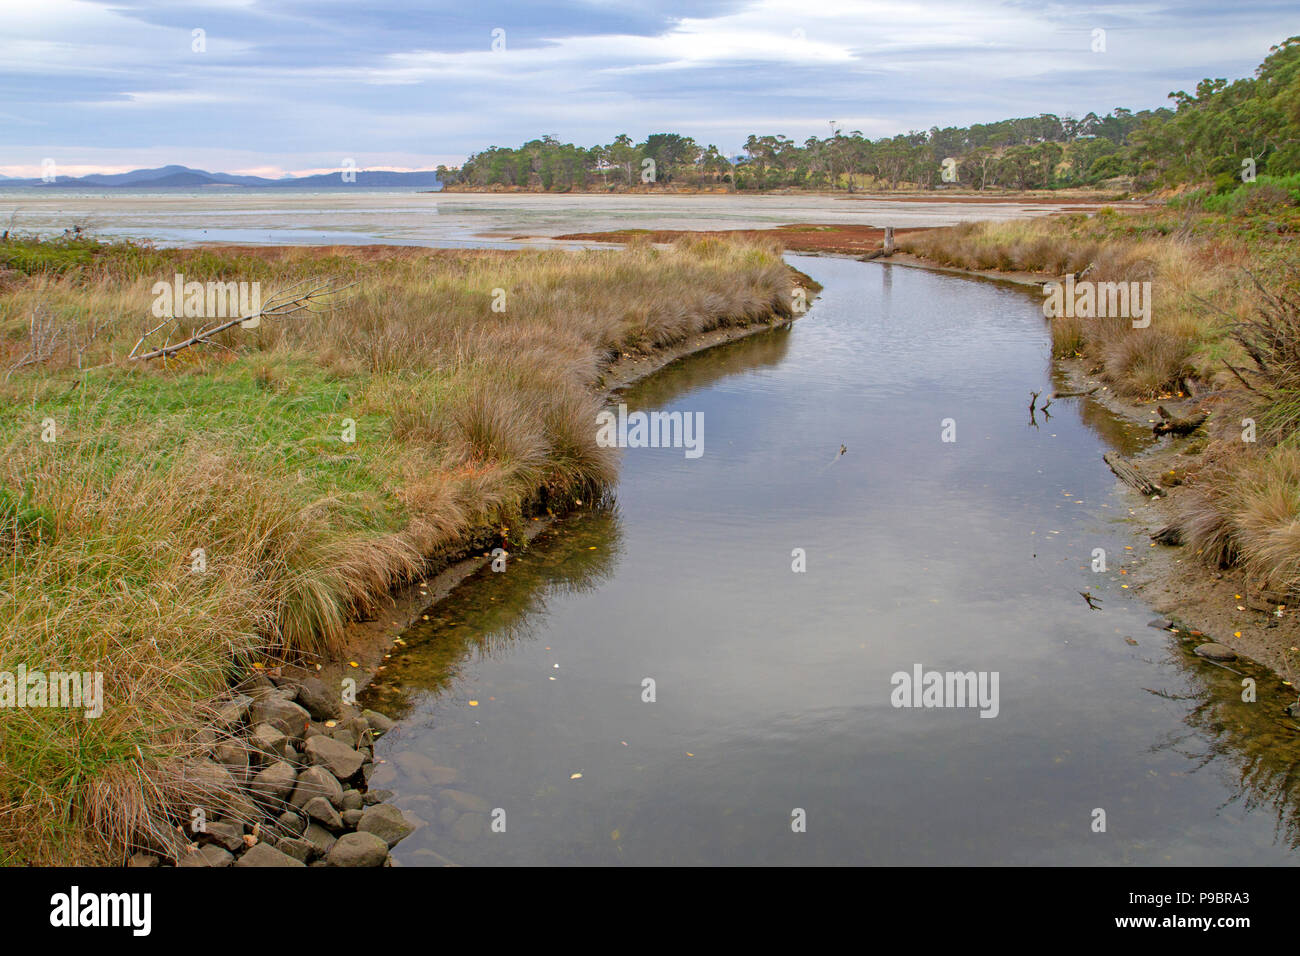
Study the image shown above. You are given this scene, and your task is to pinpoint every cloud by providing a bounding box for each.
[0,0,1291,172]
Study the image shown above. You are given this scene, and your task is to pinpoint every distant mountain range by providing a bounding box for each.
[0,165,443,189]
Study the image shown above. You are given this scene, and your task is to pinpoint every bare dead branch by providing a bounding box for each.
[129,278,355,363]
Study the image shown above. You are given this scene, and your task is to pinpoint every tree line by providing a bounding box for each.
[437,37,1299,193]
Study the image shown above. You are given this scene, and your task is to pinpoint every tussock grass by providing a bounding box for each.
[899,215,1256,399]
[0,235,794,863]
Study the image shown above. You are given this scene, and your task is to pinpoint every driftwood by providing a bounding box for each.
[1103,452,1163,496]
[1152,405,1208,437]
[1051,385,1099,398]
[860,225,896,261]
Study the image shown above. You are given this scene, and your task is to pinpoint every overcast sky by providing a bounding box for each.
[0,0,1293,177]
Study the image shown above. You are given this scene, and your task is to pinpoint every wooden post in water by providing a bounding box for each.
[882,226,895,256]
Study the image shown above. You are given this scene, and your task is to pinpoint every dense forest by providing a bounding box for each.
[438,36,1300,193]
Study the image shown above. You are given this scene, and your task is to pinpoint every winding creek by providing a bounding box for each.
[360,255,1300,866]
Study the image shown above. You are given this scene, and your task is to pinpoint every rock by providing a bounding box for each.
[326,831,389,867]
[234,672,277,700]
[1194,642,1238,662]
[1147,618,1176,630]
[394,751,460,786]
[249,697,310,739]
[213,694,253,731]
[303,822,337,857]
[200,820,245,852]
[296,677,343,721]
[276,811,306,836]
[289,766,344,809]
[449,812,485,843]
[250,760,298,806]
[341,809,364,828]
[179,844,234,868]
[127,853,159,867]
[249,723,293,763]
[235,842,305,867]
[362,709,396,735]
[340,790,364,812]
[358,804,415,847]
[275,836,314,863]
[438,789,490,815]
[305,721,331,739]
[364,788,394,806]
[182,758,259,823]
[343,717,373,749]
[438,807,458,828]
[213,740,251,779]
[305,735,365,780]
[303,796,343,830]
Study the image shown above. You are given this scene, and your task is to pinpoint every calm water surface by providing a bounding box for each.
[361,256,1300,866]
[0,190,1094,247]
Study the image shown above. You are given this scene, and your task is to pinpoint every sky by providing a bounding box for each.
[0,0,1294,177]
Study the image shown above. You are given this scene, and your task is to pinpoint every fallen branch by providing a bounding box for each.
[129,278,353,362]
[1153,405,1207,437]
[1051,385,1099,398]
[1104,451,1163,497]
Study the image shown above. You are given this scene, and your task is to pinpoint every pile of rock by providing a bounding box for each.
[128,671,415,867]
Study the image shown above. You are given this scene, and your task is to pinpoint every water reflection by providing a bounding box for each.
[362,258,1300,865]
[364,505,624,723]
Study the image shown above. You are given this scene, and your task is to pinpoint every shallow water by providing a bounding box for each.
[359,256,1300,866]
[0,189,1091,248]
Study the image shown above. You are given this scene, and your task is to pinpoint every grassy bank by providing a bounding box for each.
[899,196,1300,617]
[0,234,797,864]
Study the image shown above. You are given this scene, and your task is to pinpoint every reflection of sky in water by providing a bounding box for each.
[357,255,1300,866]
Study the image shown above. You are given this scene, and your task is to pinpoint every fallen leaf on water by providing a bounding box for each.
[468,700,479,707]
[1125,637,1138,646]
[570,772,582,779]
[349,661,358,668]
